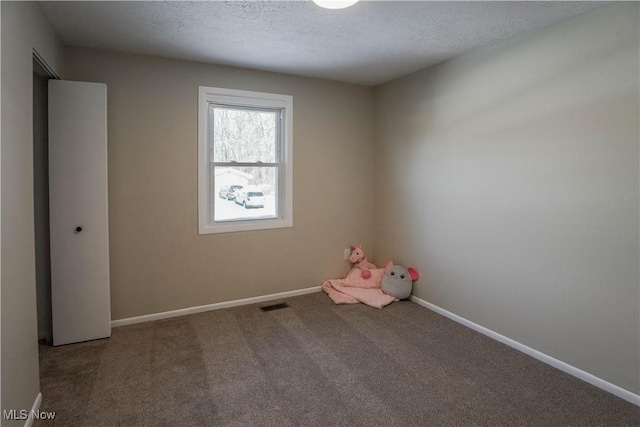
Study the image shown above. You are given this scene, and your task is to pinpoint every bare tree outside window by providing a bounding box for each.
[211,107,281,221]
[213,108,277,163]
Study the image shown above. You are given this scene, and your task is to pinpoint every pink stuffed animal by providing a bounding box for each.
[349,244,376,279]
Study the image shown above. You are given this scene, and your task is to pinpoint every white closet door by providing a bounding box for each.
[49,80,111,346]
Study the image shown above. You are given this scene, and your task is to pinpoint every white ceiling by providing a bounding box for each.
[39,1,607,86]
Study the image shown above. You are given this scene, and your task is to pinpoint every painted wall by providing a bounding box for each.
[373,2,639,394]
[1,2,65,424]
[64,47,374,321]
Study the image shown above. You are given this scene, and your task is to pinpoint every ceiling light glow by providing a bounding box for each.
[312,0,360,10]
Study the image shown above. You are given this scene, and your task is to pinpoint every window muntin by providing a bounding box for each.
[198,87,292,234]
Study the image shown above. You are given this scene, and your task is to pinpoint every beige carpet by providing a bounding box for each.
[37,292,639,426]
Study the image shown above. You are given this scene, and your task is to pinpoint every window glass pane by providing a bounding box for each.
[213,166,278,222]
[212,107,277,163]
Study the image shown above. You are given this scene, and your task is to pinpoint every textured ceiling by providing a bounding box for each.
[39,1,607,86]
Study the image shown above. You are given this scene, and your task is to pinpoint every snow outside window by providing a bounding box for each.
[198,86,293,234]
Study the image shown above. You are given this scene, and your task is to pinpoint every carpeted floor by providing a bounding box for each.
[37,292,639,426]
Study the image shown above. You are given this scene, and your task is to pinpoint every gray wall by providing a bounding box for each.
[64,47,374,321]
[372,2,639,394]
[1,2,65,424]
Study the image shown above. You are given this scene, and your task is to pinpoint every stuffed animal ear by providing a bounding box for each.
[408,267,419,281]
[384,261,393,272]
[350,245,356,251]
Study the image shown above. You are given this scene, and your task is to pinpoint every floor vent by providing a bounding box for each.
[259,302,289,312]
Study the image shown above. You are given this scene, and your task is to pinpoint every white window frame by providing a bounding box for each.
[198,86,293,235]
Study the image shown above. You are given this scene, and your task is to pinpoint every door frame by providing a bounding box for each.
[32,49,59,344]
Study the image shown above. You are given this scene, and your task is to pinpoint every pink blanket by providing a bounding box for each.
[322,267,396,309]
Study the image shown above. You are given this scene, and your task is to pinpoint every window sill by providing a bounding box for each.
[198,217,293,235]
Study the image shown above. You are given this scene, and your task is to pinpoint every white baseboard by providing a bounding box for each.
[411,296,640,407]
[23,392,42,427]
[111,286,323,328]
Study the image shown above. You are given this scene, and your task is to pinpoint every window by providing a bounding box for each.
[198,86,293,234]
